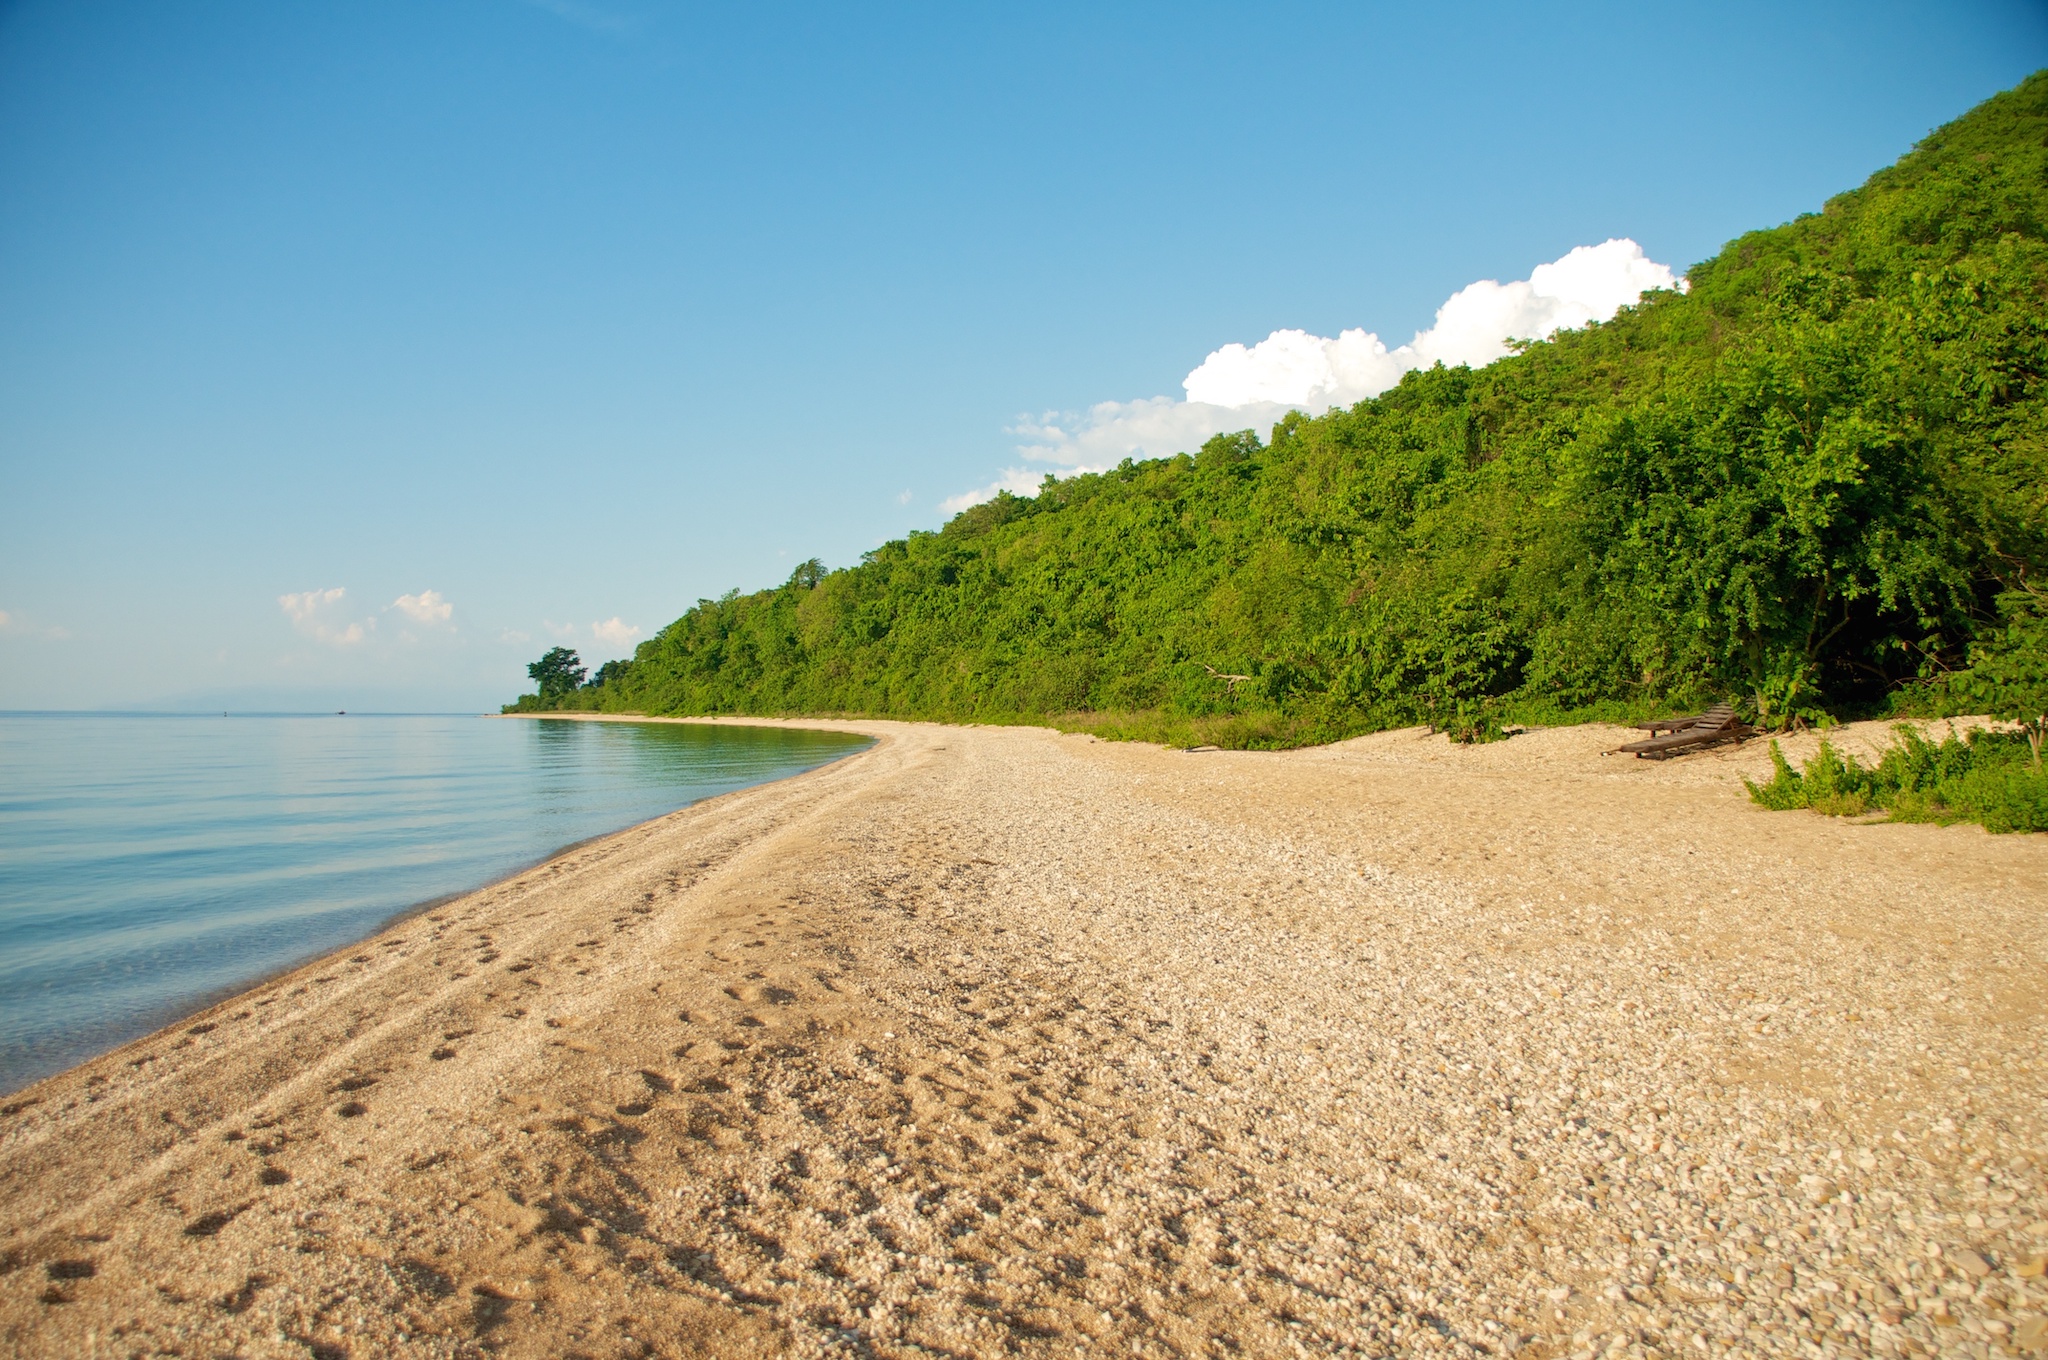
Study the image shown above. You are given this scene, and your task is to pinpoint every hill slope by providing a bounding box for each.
[521,73,2048,744]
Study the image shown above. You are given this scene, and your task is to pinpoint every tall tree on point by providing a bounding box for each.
[528,647,586,701]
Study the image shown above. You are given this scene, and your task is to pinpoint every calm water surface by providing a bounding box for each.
[0,714,870,1093]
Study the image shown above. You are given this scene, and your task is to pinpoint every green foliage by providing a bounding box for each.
[1744,727,2048,832]
[1950,591,2048,768]
[1745,743,1816,812]
[525,647,585,702]
[542,75,2048,750]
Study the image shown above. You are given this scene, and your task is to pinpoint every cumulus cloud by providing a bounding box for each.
[946,239,1682,509]
[1183,239,1679,409]
[279,587,368,646]
[390,589,453,624]
[591,617,641,648]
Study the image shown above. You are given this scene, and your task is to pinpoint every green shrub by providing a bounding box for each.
[1745,726,2048,832]
[1745,742,1811,811]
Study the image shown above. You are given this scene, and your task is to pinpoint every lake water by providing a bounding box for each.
[0,714,870,1094]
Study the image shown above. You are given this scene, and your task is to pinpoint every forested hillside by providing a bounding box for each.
[515,73,2048,746]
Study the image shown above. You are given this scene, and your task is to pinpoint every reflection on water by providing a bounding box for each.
[0,714,869,1093]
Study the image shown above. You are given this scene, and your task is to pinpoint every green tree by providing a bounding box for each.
[527,647,586,701]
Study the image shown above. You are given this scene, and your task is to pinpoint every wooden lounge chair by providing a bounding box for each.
[1607,702,1758,758]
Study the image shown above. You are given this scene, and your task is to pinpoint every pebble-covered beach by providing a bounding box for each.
[0,716,2041,1360]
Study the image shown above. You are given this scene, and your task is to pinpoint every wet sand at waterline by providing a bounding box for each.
[1,715,2042,1360]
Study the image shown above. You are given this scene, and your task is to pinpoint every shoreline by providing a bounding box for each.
[0,714,875,1101]
[2,717,2041,1358]
[0,722,890,1107]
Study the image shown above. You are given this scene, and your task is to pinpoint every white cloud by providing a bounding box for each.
[498,628,533,645]
[390,589,453,625]
[278,587,368,646]
[592,617,641,647]
[1005,395,1305,475]
[279,587,346,624]
[1182,239,1680,407]
[1182,333,1400,410]
[946,239,1682,509]
[0,609,75,640]
[939,467,1053,515]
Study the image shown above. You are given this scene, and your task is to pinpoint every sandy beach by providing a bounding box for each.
[0,715,2042,1360]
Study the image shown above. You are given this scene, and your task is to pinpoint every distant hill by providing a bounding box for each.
[516,73,2048,746]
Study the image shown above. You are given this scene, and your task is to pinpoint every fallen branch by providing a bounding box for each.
[1202,664,1253,693]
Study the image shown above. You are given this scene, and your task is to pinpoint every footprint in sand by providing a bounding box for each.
[183,1206,244,1237]
[218,1273,269,1315]
[723,983,796,1005]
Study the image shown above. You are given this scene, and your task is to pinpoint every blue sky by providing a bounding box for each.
[1,1,2043,710]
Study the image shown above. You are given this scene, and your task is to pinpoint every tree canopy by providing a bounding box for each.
[513,73,2048,747]
[525,647,586,702]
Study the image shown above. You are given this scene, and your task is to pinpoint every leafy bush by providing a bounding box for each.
[1947,591,2048,769]
[1744,727,2048,832]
